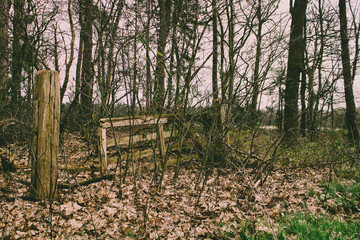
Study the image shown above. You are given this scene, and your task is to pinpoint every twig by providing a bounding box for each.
[17,174,115,190]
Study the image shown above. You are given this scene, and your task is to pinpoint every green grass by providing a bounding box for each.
[271,130,356,166]
[216,212,360,239]
[320,181,360,214]
[282,212,360,240]
[336,166,360,182]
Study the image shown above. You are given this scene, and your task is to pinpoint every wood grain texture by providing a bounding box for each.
[31,70,60,200]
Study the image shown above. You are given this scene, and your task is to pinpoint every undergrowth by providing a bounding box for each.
[320,180,360,214]
[217,211,360,239]
[282,212,360,240]
[217,128,360,239]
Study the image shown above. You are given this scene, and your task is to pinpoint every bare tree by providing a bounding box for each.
[79,0,94,121]
[153,0,172,112]
[283,0,308,144]
[60,0,76,104]
[212,0,219,102]
[303,0,327,138]
[0,0,9,98]
[167,0,182,109]
[226,0,235,124]
[145,0,153,113]
[95,0,124,116]
[339,0,359,144]
[10,0,25,104]
[249,0,263,126]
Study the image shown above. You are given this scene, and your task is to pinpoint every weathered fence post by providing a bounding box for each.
[157,123,166,161]
[99,125,107,175]
[31,70,60,200]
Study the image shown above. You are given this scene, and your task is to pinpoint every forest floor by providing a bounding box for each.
[1,131,360,239]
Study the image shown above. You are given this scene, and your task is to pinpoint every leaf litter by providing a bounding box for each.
[0,133,359,239]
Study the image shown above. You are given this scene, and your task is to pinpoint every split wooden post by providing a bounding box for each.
[31,70,60,200]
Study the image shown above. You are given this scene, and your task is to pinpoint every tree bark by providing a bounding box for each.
[167,0,181,109]
[227,0,235,122]
[53,25,60,73]
[300,17,307,136]
[60,0,75,104]
[339,0,359,144]
[145,0,152,113]
[11,0,25,103]
[283,0,308,144]
[211,0,225,162]
[153,0,171,112]
[80,0,94,120]
[249,0,263,127]
[132,2,140,114]
[73,32,83,108]
[312,0,325,138]
[104,0,124,115]
[0,0,9,96]
[212,0,219,101]
[300,67,306,136]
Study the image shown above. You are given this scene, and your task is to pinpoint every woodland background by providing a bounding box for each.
[1,0,360,239]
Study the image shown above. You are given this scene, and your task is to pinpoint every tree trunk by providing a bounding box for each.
[53,25,60,73]
[219,14,226,103]
[0,0,9,96]
[73,32,83,108]
[167,0,181,109]
[132,2,139,114]
[300,16,307,136]
[339,0,359,144]
[11,0,25,103]
[104,0,124,115]
[249,0,263,127]
[60,0,75,104]
[283,0,308,144]
[97,26,106,115]
[80,0,94,121]
[145,0,152,113]
[212,0,219,101]
[312,0,325,138]
[211,0,225,162]
[227,0,235,125]
[153,0,171,112]
[31,70,60,200]
[300,65,307,136]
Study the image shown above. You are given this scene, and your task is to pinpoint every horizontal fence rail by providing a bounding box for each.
[98,115,174,175]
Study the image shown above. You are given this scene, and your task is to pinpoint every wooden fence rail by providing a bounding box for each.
[98,115,172,175]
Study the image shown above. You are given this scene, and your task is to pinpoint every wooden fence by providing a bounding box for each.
[98,115,173,175]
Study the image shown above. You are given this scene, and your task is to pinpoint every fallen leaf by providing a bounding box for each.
[68,219,83,229]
